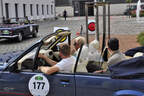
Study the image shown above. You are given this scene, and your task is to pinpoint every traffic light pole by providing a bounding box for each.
[95,6,99,41]
[85,3,89,47]
[108,3,110,39]
[102,4,106,52]
[85,1,111,50]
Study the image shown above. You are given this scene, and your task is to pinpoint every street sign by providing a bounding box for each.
[88,20,96,34]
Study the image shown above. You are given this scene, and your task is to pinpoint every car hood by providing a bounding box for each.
[0,24,20,28]
[0,50,23,70]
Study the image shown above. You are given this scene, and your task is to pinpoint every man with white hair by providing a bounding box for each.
[72,36,89,72]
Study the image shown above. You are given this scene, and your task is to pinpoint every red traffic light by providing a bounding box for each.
[88,22,95,31]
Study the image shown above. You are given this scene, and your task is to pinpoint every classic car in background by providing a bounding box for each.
[124,4,144,17]
[0,31,144,96]
[124,5,137,15]
[0,17,39,42]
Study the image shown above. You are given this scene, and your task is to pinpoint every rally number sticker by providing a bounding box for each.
[28,74,50,96]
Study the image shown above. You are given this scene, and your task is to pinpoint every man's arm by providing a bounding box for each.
[39,66,59,75]
[38,53,57,66]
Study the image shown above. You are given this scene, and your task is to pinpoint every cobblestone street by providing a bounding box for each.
[0,16,144,54]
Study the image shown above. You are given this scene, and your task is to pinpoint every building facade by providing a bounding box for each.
[72,0,144,16]
[0,0,55,23]
[55,0,72,6]
[55,0,74,17]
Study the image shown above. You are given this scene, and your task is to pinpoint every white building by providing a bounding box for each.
[0,0,55,23]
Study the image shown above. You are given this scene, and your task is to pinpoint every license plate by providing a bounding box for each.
[3,30,9,34]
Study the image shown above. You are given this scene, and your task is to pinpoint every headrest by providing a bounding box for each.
[89,39,99,50]
[133,52,144,57]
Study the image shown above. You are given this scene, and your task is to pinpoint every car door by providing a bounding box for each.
[0,71,75,96]
[75,73,121,96]
[24,24,32,36]
[74,45,120,96]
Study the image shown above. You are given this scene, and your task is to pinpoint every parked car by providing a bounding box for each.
[124,5,137,15]
[0,31,144,96]
[124,4,144,17]
[0,17,39,42]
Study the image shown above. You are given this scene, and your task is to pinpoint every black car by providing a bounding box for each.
[124,4,144,16]
[0,17,39,42]
[124,5,137,15]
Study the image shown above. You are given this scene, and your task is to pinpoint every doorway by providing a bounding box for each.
[5,3,9,18]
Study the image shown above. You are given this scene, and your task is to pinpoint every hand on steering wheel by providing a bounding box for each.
[37,53,52,66]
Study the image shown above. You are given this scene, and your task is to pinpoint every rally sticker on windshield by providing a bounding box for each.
[28,74,50,96]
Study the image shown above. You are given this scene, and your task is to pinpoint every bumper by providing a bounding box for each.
[0,35,18,38]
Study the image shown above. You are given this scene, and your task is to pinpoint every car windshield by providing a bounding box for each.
[128,5,144,10]
[10,18,26,24]
[41,36,57,50]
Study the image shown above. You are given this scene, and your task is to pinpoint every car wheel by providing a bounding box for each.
[32,30,37,38]
[17,33,23,42]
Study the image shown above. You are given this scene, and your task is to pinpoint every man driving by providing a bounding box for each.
[38,43,76,75]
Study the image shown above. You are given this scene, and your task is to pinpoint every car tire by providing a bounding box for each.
[32,30,37,38]
[17,33,23,42]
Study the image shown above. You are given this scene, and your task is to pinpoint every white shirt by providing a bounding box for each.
[55,56,76,73]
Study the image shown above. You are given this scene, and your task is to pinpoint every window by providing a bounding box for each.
[42,5,44,15]
[5,3,9,18]
[23,4,26,17]
[30,4,33,16]
[18,46,39,71]
[51,5,53,15]
[47,5,49,15]
[15,3,18,18]
[36,4,39,16]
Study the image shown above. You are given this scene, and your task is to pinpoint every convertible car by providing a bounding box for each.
[0,31,144,96]
[0,17,39,42]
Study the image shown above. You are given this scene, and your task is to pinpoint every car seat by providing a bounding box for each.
[87,40,103,72]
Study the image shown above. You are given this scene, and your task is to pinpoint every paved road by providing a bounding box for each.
[0,16,144,54]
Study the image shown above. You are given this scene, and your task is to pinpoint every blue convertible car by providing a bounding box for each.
[0,31,144,96]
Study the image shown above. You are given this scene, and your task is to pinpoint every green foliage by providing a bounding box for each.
[131,13,136,17]
[137,32,144,45]
[141,12,144,17]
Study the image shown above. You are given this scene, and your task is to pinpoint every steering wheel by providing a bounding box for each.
[36,48,62,68]
[36,57,51,66]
